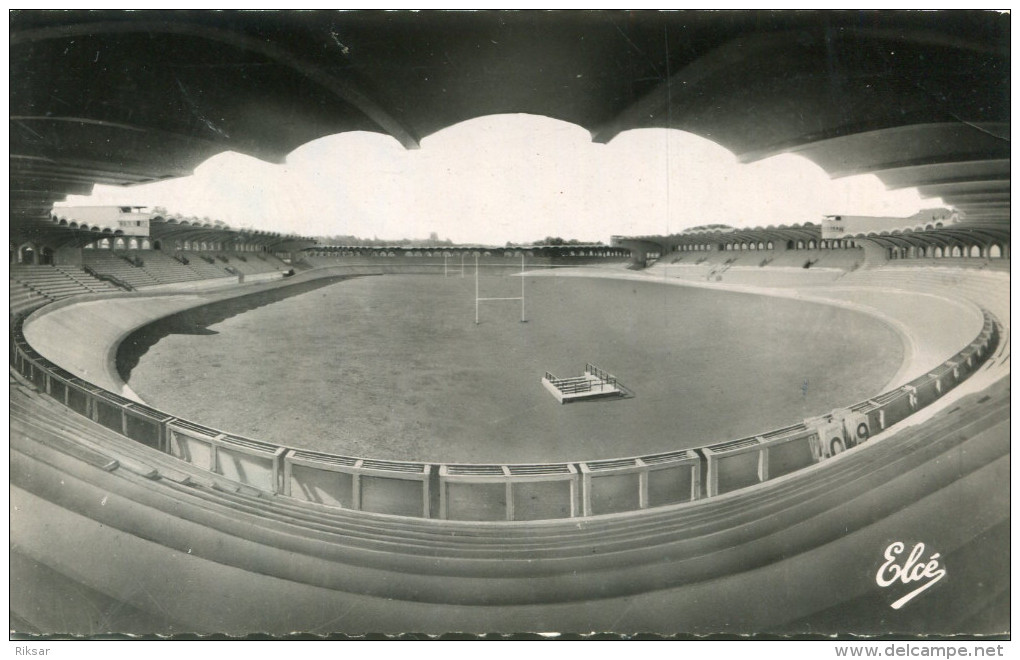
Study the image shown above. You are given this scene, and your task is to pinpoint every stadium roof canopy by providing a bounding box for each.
[10,10,1010,235]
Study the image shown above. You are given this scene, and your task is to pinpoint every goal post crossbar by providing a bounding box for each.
[444,253,467,277]
[474,253,526,324]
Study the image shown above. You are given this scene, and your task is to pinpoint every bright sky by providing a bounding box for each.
[56,114,942,245]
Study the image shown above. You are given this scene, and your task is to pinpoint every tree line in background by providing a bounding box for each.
[148,208,608,248]
[314,232,456,247]
[314,234,608,248]
[520,237,606,247]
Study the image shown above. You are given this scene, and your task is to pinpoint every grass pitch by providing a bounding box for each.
[126,273,903,463]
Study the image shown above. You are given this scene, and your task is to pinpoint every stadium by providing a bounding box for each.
[9,11,1010,636]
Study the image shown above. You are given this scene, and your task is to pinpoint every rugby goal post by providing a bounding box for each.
[444,252,466,277]
[475,252,526,324]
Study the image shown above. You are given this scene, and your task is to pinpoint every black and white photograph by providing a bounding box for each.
[8,9,1011,647]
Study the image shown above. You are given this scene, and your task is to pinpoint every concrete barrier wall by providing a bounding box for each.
[511,480,574,520]
[861,405,886,434]
[47,375,68,405]
[66,381,91,416]
[930,363,958,392]
[954,350,976,379]
[168,426,215,470]
[871,390,915,428]
[123,408,165,450]
[282,452,431,517]
[646,464,698,507]
[139,276,240,293]
[30,361,47,390]
[588,472,641,515]
[361,475,428,517]
[216,443,279,493]
[765,432,818,479]
[910,375,943,408]
[438,465,577,520]
[9,274,1002,522]
[581,455,700,514]
[713,450,763,495]
[288,464,356,507]
[94,397,126,433]
[444,481,507,521]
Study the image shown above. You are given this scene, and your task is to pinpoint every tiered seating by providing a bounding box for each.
[227,253,288,275]
[12,263,120,295]
[658,254,764,283]
[669,251,743,267]
[666,248,866,271]
[690,267,845,287]
[10,264,90,298]
[84,249,291,287]
[188,254,235,279]
[134,251,205,284]
[53,266,123,294]
[761,249,863,270]
[83,251,161,288]
[9,281,48,316]
[84,250,246,287]
[888,257,1010,273]
[845,267,1010,320]
[9,264,127,315]
[801,249,862,270]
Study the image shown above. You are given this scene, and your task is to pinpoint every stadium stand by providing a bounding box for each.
[224,252,291,276]
[82,251,162,288]
[9,282,49,317]
[885,257,1011,273]
[8,259,1009,633]
[78,249,292,288]
[134,250,206,284]
[11,254,1011,633]
[762,248,863,270]
[55,265,127,293]
[184,254,235,279]
[8,165,1011,637]
[8,10,1008,636]
[10,264,123,303]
